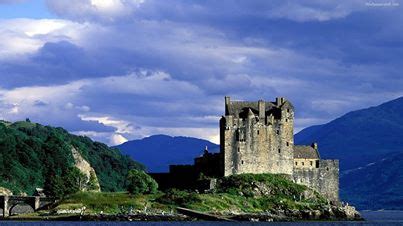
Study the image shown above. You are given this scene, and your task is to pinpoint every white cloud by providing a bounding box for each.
[0,19,86,60]
[79,114,134,134]
[46,0,145,23]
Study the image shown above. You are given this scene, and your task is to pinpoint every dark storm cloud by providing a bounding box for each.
[0,0,402,144]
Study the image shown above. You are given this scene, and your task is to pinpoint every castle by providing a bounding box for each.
[151,97,339,202]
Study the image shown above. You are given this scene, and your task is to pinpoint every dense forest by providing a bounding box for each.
[0,120,144,196]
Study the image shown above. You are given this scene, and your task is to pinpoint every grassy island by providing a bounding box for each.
[11,174,361,222]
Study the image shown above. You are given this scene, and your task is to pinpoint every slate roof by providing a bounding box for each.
[294,145,320,159]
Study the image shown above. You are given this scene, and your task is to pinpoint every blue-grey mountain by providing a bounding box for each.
[115,135,219,173]
[295,96,403,210]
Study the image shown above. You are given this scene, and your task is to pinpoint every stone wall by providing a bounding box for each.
[221,97,294,176]
[293,159,339,202]
[294,158,319,169]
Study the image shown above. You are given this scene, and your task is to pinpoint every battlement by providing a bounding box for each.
[224,96,294,121]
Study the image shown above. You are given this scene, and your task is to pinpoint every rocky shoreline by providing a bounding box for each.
[8,204,363,222]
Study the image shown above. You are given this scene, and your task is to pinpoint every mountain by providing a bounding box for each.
[295,96,403,210]
[115,135,219,173]
[295,97,403,171]
[340,151,403,210]
[0,120,143,195]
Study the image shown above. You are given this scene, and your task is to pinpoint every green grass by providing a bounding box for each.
[58,192,154,214]
[54,173,330,215]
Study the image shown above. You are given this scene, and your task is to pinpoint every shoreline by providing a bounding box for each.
[6,208,364,222]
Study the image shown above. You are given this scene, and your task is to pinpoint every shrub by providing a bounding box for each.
[126,169,158,195]
[156,189,201,206]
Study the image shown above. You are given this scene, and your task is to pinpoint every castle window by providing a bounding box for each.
[326,167,329,171]
[285,119,288,122]
[257,130,259,135]
[276,130,280,135]
[241,160,244,164]
[286,142,289,146]
[237,147,240,152]
[287,109,290,113]
[302,162,304,166]
[278,148,281,153]
[316,160,319,168]
[310,161,313,166]
[295,162,298,166]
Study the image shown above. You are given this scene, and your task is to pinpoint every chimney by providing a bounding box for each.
[311,142,318,150]
[258,99,265,119]
[276,97,284,106]
[225,96,230,115]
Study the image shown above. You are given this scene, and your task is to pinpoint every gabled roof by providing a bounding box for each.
[294,145,320,159]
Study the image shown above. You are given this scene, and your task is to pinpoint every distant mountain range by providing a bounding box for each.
[115,134,219,173]
[295,97,403,171]
[295,97,403,210]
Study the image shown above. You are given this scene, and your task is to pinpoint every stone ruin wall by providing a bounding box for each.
[293,159,339,202]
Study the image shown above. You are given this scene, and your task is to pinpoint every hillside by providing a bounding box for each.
[115,135,219,172]
[295,97,403,171]
[295,96,403,210]
[340,151,403,210]
[0,120,144,195]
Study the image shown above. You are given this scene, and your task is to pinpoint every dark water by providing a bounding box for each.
[0,211,402,225]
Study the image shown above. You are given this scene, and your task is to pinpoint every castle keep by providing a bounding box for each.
[221,97,294,176]
[220,97,339,201]
[151,96,339,202]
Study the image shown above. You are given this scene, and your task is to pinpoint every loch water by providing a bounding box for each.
[0,211,402,225]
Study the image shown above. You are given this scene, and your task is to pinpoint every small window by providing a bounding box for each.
[285,119,288,122]
[287,109,290,113]
[257,130,259,135]
[276,130,280,135]
[237,147,240,152]
[302,162,304,166]
[295,162,298,166]
[278,148,281,153]
[241,160,244,164]
[326,167,329,171]
[286,142,289,146]
[310,161,313,166]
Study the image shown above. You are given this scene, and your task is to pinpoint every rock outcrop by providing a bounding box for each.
[0,187,12,196]
[71,147,101,192]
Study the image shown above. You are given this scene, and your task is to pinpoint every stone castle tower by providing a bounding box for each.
[220,96,294,176]
[219,96,339,202]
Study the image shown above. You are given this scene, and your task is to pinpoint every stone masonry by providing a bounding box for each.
[220,97,294,176]
[220,97,339,202]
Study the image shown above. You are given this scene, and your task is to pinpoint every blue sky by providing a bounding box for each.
[0,0,402,145]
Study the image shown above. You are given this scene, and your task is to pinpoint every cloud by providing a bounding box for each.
[46,0,144,23]
[0,1,402,146]
[265,0,367,22]
[45,0,368,23]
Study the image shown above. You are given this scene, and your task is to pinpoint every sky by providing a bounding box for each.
[0,0,402,145]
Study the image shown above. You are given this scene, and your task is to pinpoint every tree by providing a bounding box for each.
[87,171,100,191]
[126,169,158,195]
[64,167,87,194]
